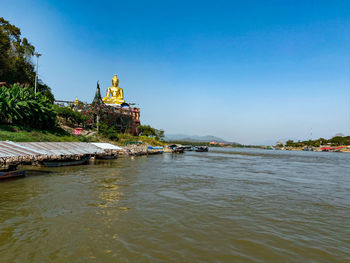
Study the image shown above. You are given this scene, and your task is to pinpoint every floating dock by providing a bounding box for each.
[0,141,108,167]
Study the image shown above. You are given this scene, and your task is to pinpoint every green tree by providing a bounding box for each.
[285,140,295,147]
[0,17,54,100]
[329,136,350,146]
[0,17,35,84]
[138,125,157,137]
[156,129,165,141]
[138,124,164,140]
[98,122,119,141]
[54,105,88,127]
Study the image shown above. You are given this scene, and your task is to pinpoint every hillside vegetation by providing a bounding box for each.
[0,17,164,146]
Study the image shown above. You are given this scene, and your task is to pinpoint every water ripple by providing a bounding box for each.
[0,148,349,262]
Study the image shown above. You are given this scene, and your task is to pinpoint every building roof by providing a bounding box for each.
[0,142,105,158]
[90,143,123,150]
[0,141,42,158]
[16,142,105,156]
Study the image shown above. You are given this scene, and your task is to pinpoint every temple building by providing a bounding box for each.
[71,75,140,135]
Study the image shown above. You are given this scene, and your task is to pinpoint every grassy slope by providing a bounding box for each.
[0,124,165,146]
[0,124,91,142]
[116,134,165,146]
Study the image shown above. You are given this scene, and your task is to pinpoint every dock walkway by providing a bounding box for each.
[0,141,166,168]
[0,141,106,167]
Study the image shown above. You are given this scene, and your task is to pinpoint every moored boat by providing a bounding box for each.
[167,144,185,153]
[95,154,118,160]
[303,147,314,151]
[173,147,185,153]
[263,146,274,150]
[321,147,333,152]
[40,156,91,167]
[147,146,163,150]
[195,146,209,152]
[147,146,164,154]
[0,168,26,180]
[183,146,194,151]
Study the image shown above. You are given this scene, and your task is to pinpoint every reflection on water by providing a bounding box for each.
[0,149,349,262]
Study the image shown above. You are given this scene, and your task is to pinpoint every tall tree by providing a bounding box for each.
[0,17,54,101]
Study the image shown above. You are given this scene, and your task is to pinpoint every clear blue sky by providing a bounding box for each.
[2,0,349,144]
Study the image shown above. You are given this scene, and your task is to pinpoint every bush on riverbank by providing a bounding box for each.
[0,84,56,129]
[97,122,165,146]
[0,123,166,145]
[117,134,166,146]
[54,105,89,127]
[138,125,164,141]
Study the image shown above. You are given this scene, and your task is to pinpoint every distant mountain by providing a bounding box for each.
[165,134,240,144]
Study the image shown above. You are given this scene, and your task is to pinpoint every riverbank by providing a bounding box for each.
[0,141,169,169]
[277,146,350,152]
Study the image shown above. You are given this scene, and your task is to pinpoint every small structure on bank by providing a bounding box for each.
[57,75,140,135]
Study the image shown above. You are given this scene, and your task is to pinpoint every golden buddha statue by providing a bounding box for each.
[74,97,79,105]
[102,74,125,104]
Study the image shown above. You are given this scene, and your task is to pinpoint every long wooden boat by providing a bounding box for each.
[183,146,194,151]
[95,155,118,160]
[195,146,209,152]
[173,147,185,153]
[147,146,163,150]
[40,156,91,167]
[0,169,26,180]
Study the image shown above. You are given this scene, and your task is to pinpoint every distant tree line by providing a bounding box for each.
[282,136,350,147]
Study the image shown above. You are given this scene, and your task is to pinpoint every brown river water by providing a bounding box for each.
[0,148,349,262]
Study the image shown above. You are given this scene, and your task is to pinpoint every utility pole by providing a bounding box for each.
[34,52,42,94]
[310,128,313,140]
[96,114,100,134]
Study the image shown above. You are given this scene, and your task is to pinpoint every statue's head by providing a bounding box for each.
[112,74,119,87]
